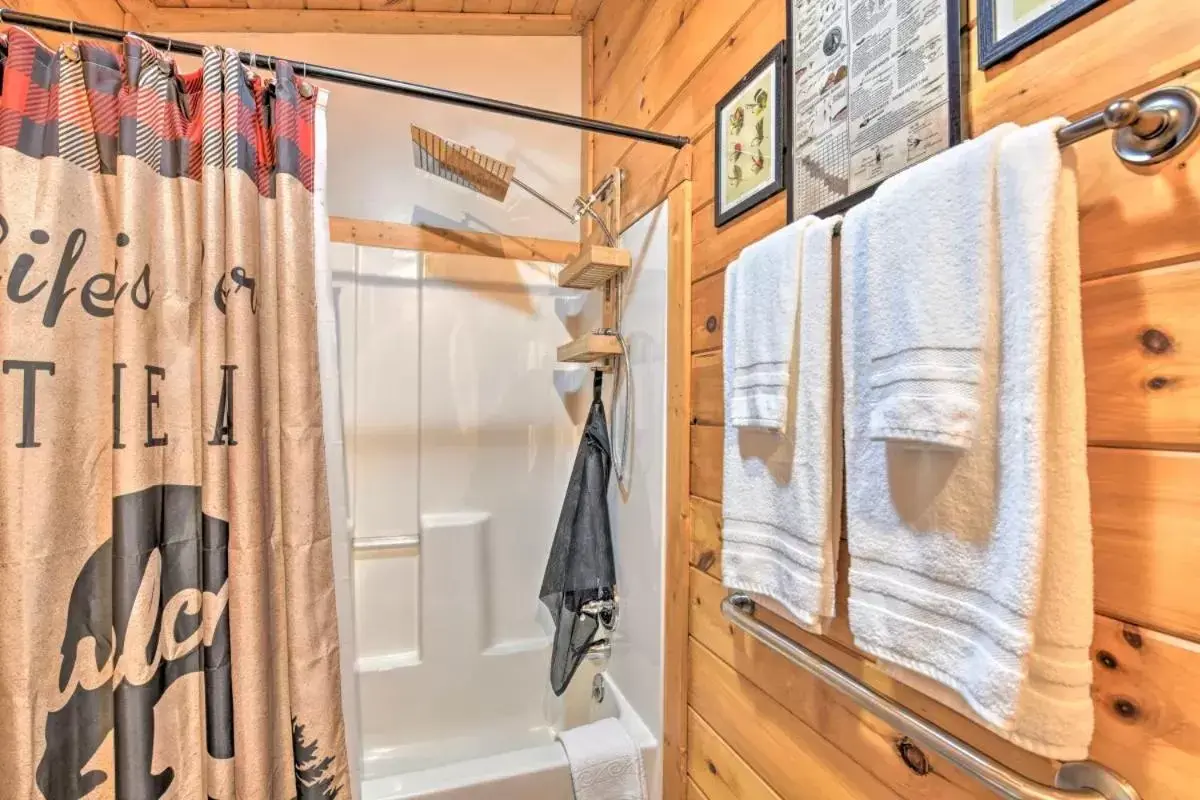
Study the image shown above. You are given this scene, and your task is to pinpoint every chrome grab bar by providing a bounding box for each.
[721,594,1141,800]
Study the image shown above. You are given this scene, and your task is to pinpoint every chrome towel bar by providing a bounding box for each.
[721,594,1141,800]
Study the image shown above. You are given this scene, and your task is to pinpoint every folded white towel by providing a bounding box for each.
[864,123,1018,450]
[842,120,1094,760]
[722,216,841,633]
[724,217,815,431]
[558,718,648,800]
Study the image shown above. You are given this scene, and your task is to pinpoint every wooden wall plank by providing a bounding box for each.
[694,563,1200,799]
[594,0,758,146]
[689,640,904,800]
[689,496,722,579]
[691,260,1200,452]
[589,0,654,100]
[692,193,786,284]
[690,418,1200,644]
[689,424,721,502]
[691,126,716,214]
[691,568,1051,789]
[664,181,695,800]
[1089,617,1200,798]
[968,0,1200,135]
[691,271,724,352]
[690,351,721,425]
[691,571,1010,799]
[1074,76,1200,278]
[596,0,785,228]
[688,711,784,800]
[1090,447,1200,640]
[1083,261,1200,448]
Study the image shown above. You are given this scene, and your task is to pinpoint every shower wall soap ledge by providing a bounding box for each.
[557,244,632,290]
[557,333,623,364]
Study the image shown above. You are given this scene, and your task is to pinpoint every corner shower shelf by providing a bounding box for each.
[558,244,632,290]
[557,332,622,364]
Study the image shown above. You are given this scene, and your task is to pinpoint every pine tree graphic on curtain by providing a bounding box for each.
[293,719,341,799]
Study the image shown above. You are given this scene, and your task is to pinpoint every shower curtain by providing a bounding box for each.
[0,28,349,799]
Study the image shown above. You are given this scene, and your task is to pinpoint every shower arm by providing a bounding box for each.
[510,174,617,247]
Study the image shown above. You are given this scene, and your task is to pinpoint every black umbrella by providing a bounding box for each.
[539,370,617,696]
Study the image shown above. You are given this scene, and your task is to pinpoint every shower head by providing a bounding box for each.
[411,125,516,203]
[409,124,617,246]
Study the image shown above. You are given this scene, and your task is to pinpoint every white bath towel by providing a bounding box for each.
[864,123,1018,450]
[724,217,816,431]
[558,718,648,800]
[842,119,1094,760]
[722,216,842,634]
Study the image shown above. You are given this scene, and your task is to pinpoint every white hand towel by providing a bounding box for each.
[724,216,816,431]
[842,119,1094,760]
[864,123,1018,450]
[722,216,841,633]
[558,718,648,800]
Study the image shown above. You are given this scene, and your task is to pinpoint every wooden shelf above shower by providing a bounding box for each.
[557,333,622,364]
[557,244,632,290]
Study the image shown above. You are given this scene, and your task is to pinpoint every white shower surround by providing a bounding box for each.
[206,29,668,798]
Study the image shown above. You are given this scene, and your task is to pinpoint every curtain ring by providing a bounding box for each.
[165,37,172,55]
[68,21,75,36]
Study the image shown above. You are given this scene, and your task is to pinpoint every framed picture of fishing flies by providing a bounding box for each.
[714,42,789,228]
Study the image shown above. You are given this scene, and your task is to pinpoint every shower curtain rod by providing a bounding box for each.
[0,8,691,151]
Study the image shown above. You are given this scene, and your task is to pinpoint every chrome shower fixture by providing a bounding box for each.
[411,125,617,245]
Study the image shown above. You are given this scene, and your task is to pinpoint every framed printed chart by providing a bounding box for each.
[978,0,1108,68]
[715,43,788,228]
[787,0,963,222]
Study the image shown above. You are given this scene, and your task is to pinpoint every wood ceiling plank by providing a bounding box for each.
[246,0,307,9]
[462,0,511,11]
[180,0,249,7]
[412,0,464,10]
[135,7,574,32]
[569,0,600,22]
[303,0,362,9]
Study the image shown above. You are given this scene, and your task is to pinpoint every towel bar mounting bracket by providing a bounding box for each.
[1055,762,1140,800]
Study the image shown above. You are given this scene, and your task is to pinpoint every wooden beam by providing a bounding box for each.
[329,217,579,263]
[131,8,576,34]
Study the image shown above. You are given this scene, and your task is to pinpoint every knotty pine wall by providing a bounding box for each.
[582,1,1200,798]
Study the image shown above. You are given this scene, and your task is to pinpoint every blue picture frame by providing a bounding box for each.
[978,0,1109,69]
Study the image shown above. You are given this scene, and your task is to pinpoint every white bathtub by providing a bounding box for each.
[359,665,657,800]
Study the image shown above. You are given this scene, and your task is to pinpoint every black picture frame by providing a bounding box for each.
[714,42,789,229]
[785,0,963,223]
[978,0,1107,69]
